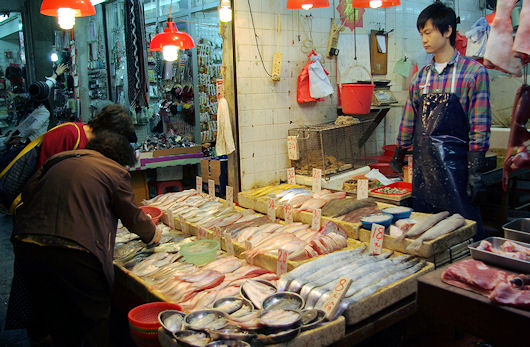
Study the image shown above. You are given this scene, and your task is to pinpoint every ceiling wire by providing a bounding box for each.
[248,0,272,78]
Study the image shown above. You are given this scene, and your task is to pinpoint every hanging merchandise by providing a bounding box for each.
[336,1,365,31]
[297,51,326,103]
[465,17,490,58]
[216,98,235,156]
[308,53,334,99]
[40,0,95,30]
[124,0,150,110]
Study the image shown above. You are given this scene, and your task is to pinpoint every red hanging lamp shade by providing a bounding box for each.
[351,0,401,9]
[485,11,495,25]
[40,0,96,17]
[286,0,330,10]
[149,21,195,51]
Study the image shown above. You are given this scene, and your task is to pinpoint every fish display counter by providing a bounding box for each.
[237,185,477,260]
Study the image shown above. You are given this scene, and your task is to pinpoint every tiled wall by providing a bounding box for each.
[234,0,485,191]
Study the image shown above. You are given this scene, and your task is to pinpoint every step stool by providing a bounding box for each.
[148,179,183,195]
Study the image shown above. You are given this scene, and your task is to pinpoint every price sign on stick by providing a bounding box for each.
[285,204,293,224]
[322,277,353,321]
[208,179,215,198]
[179,215,189,235]
[407,156,413,183]
[287,136,299,160]
[198,227,207,240]
[196,176,202,193]
[245,241,253,264]
[226,186,233,206]
[357,179,368,200]
[167,210,175,229]
[312,208,321,231]
[277,249,288,275]
[369,223,385,255]
[214,228,222,242]
[312,168,322,193]
[267,198,276,221]
[225,233,235,256]
[287,167,296,185]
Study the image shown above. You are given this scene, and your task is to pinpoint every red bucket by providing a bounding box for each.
[339,64,374,115]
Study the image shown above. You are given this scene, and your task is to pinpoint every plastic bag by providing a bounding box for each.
[297,51,325,103]
[308,54,334,99]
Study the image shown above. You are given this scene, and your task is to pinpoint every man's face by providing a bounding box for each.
[419,19,451,55]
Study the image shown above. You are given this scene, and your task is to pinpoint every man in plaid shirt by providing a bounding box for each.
[390,3,491,239]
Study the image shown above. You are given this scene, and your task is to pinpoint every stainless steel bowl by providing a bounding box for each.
[158,309,186,334]
[184,310,228,331]
[261,292,305,311]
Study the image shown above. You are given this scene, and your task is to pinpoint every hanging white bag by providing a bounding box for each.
[308,54,334,99]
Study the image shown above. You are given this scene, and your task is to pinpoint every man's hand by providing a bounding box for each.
[147,226,162,245]
[55,63,67,76]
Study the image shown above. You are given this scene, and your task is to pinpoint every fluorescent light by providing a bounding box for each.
[0,15,9,22]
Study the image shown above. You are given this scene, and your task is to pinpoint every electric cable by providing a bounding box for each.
[248,0,272,78]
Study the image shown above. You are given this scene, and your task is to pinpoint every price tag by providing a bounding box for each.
[369,223,385,255]
[225,233,235,256]
[208,179,215,198]
[245,240,253,264]
[196,176,202,193]
[312,208,321,230]
[284,204,293,224]
[198,226,207,240]
[322,277,353,321]
[407,156,413,183]
[214,228,222,242]
[277,249,288,275]
[179,215,189,235]
[357,179,368,200]
[216,79,224,100]
[226,186,233,206]
[167,210,175,229]
[267,198,276,221]
[287,167,296,185]
[312,168,322,193]
[287,136,299,160]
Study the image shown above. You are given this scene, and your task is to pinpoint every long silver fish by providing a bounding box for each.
[396,211,449,241]
[406,214,465,252]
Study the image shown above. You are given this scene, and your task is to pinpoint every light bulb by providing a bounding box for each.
[301,3,313,10]
[58,8,75,29]
[369,0,383,8]
[219,6,232,22]
[50,52,59,62]
[162,45,179,61]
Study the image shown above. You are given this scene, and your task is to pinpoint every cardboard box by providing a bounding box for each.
[201,157,228,197]
[152,146,202,157]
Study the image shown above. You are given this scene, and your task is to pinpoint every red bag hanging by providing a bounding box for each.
[297,50,326,103]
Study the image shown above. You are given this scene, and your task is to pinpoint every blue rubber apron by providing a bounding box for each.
[412,60,483,239]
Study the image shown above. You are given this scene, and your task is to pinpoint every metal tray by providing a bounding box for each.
[503,218,530,244]
[468,237,530,273]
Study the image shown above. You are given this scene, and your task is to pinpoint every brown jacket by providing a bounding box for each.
[13,149,155,285]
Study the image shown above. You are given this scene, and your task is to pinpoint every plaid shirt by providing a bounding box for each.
[397,51,491,152]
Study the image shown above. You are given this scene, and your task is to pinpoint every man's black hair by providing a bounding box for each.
[86,131,137,166]
[417,2,457,47]
[87,104,137,143]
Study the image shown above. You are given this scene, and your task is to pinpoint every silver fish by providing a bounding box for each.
[406,214,465,252]
[397,211,450,240]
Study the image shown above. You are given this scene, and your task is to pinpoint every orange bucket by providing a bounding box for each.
[339,64,374,115]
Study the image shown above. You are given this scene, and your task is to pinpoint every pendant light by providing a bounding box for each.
[40,0,96,30]
[219,0,232,22]
[351,0,401,9]
[286,0,330,10]
[149,0,195,62]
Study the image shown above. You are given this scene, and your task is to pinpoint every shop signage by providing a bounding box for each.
[277,249,288,275]
[357,179,368,200]
[322,277,353,320]
[312,168,322,193]
[287,167,296,185]
[312,208,321,230]
[369,223,385,255]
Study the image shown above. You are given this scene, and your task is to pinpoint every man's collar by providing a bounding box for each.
[428,50,460,70]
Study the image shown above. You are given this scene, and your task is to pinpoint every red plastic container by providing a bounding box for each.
[128,302,181,330]
[369,162,398,177]
[139,206,163,225]
[370,182,412,196]
[341,83,375,114]
[383,144,397,157]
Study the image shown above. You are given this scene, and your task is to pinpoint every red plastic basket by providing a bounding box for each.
[128,302,181,330]
[139,206,163,225]
[369,162,399,177]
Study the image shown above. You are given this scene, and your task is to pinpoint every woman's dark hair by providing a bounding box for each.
[87,104,137,142]
[417,2,457,47]
[86,131,137,166]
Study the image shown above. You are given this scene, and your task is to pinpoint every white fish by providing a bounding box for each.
[406,214,465,252]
